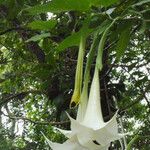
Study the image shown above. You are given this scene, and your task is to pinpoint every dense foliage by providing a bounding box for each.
[0,0,150,149]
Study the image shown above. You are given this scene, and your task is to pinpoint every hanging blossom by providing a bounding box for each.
[66,67,124,150]
[44,18,125,150]
[47,67,124,150]
[63,18,125,149]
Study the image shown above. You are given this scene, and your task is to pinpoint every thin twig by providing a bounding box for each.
[0,90,43,107]
[1,111,69,125]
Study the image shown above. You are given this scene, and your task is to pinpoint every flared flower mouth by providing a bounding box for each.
[47,67,124,150]
[65,66,125,149]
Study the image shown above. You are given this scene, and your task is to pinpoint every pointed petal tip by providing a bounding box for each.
[54,127,72,138]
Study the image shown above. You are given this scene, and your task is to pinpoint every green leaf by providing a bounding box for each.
[57,32,81,52]
[57,17,93,52]
[26,0,118,15]
[27,20,57,30]
[26,33,50,42]
[116,26,131,61]
[57,19,112,52]
[57,29,94,52]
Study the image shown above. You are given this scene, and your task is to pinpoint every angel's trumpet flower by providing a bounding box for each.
[45,67,123,150]
[44,18,125,150]
[67,67,124,150]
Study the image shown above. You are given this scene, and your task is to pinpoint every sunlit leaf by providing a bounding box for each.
[26,33,50,42]
[57,17,93,52]
[26,0,118,15]
[27,20,57,30]
[57,19,111,52]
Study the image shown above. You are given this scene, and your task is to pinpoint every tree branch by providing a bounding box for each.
[0,27,34,36]
[0,90,42,107]
[1,111,69,126]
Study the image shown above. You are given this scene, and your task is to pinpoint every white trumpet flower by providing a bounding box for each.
[43,86,89,150]
[53,67,124,150]
[67,67,124,150]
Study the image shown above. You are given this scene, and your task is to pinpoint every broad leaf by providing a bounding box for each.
[26,33,50,42]
[57,19,112,52]
[57,32,81,52]
[26,0,118,15]
[57,17,93,52]
[27,20,57,30]
[116,26,131,61]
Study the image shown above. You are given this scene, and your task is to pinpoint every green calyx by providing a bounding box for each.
[96,17,119,71]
